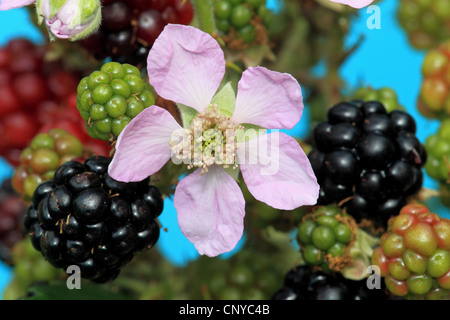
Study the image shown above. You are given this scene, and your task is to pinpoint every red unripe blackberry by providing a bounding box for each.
[0,38,81,166]
[418,40,450,119]
[371,203,450,300]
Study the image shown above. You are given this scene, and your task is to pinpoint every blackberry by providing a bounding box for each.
[424,118,450,207]
[23,155,163,283]
[3,238,64,300]
[308,100,427,228]
[76,62,156,141]
[11,129,86,201]
[79,0,194,68]
[0,178,27,263]
[417,40,450,119]
[353,86,406,113]
[213,0,273,49]
[0,38,80,166]
[296,205,357,272]
[271,265,394,300]
[371,204,450,300]
[182,246,285,300]
[397,0,450,50]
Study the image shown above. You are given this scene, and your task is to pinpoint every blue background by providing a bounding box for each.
[0,0,449,299]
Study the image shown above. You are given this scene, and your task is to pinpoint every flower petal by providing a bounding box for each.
[108,106,182,182]
[237,132,319,210]
[147,24,225,113]
[329,0,375,9]
[231,67,304,130]
[0,0,35,10]
[174,166,245,257]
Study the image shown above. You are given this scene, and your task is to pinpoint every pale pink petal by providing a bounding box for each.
[174,166,245,257]
[231,67,303,130]
[108,106,182,182]
[147,24,225,113]
[0,0,35,10]
[237,132,319,210]
[330,0,375,9]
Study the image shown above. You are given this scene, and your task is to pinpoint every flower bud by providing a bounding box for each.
[36,0,101,41]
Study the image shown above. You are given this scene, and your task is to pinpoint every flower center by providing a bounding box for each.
[170,104,242,174]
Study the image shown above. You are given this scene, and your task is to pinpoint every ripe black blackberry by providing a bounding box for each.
[79,0,194,68]
[271,265,394,300]
[23,155,163,283]
[308,100,426,227]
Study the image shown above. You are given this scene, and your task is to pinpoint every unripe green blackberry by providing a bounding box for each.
[11,129,85,201]
[371,204,450,300]
[213,0,273,49]
[353,87,406,113]
[417,40,450,119]
[296,205,357,272]
[183,246,285,300]
[424,119,450,195]
[76,62,156,141]
[3,238,64,300]
[397,0,450,50]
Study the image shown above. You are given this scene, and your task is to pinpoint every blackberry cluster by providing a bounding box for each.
[184,247,284,300]
[308,100,427,227]
[418,40,450,120]
[0,179,27,262]
[424,118,450,207]
[0,38,80,166]
[12,129,85,201]
[397,0,450,50]
[80,0,194,68]
[23,156,163,283]
[271,265,393,300]
[76,62,155,141]
[296,205,356,272]
[371,204,450,300]
[213,0,274,49]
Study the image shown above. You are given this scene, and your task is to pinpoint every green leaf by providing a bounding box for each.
[341,229,380,281]
[23,280,130,300]
[211,82,236,117]
[177,103,198,128]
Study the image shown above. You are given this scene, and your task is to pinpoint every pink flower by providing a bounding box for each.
[0,0,36,10]
[329,0,375,8]
[108,24,319,257]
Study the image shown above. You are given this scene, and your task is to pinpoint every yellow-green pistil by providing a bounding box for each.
[170,104,242,174]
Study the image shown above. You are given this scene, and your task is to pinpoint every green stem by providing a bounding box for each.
[192,0,216,36]
[226,61,243,74]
